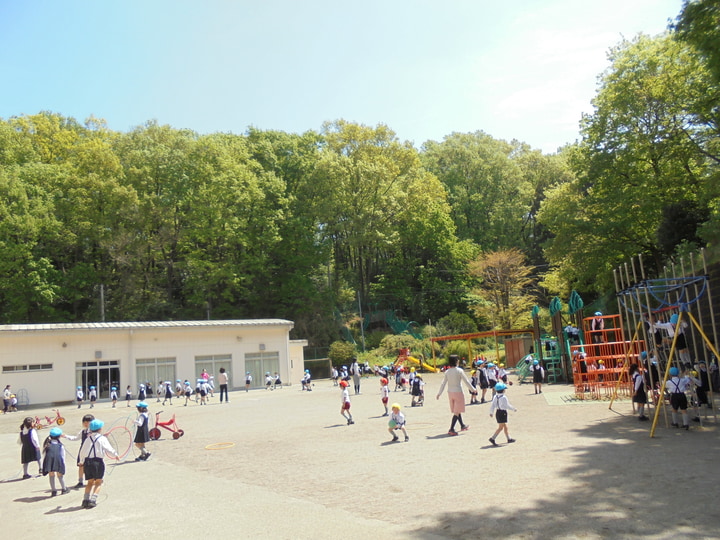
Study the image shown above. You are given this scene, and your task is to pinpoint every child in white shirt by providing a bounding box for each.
[388,403,408,442]
[488,382,518,446]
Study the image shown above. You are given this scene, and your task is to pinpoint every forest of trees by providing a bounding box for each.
[0,1,717,349]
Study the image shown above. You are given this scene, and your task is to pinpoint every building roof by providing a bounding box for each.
[0,319,294,333]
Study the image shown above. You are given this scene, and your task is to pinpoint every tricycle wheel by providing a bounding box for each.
[57,417,65,425]
[149,428,161,440]
[172,431,181,439]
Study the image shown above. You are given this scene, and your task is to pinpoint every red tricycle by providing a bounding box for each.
[149,411,184,440]
[34,409,66,429]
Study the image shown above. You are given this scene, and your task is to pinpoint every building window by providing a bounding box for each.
[76,360,119,399]
[244,352,279,388]
[3,364,53,373]
[135,357,176,392]
[195,354,232,386]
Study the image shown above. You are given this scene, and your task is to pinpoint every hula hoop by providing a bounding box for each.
[105,426,134,460]
[205,442,235,450]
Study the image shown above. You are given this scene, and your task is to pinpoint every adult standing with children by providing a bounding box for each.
[218,367,229,403]
[436,354,476,436]
[350,357,362,395]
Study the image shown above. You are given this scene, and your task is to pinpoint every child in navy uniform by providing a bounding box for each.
[125,385,132,407]
[629,364,648,421]
[78,419,118,508]
[110,386,118,408]
[42,427,69,496]
[488,382,518,446]
[88,386,97,408]
[65,414,94,488]
[76,386,84,409]
[133,402,151,460]
[531,359,544,394]
[19,416,41,478]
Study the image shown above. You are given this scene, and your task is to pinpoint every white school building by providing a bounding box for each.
[0,319,307,406]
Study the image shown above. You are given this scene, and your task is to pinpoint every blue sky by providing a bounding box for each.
[0,0,683,153]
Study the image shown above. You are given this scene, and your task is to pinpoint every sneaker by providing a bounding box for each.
[671,423,679,428]
[86,500,97,509]
[61,488,70,495]
[461,425,470,432]
[507,438,516,443]
[51,490,57,497]
[382,412,388,416]
[74,481,84,488]
[143,453,151,460]
[692,417,701,423]
[347,420,354,425]
[81,500,89,509]
[22,474,31,479]
[480,399,486,404]
[639,415,649,421]
[404,437,409,442]
[489,438,497,446]
[447,430,458,436]
[392,435,399,442]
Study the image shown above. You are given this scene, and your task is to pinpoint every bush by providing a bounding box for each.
[328,341,357,365]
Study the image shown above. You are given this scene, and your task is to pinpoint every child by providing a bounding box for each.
[469,370,479,404]
[18,416,41,478]
[78,419,119,508]
[200,379,211,404]
[665,366,690,430]
[629,363,648,421]
[394,366,405,392]
[301,369,312,391]
[411,375,425,407]
[498,363,508,384]
[162,381,173,405]
[42,427,69,496]
[183,380,193,406]
[138,382,146,402]
[339,380,354,425]
[245,372,252,392]
[175,379,183,399]
[380,377,390,416]
[273,372,282,389]
[478,360,490,403]
[110,386,118,408]
[265,372,273,390]
[65,414,94,488]
[331,366,339,386]
[531,359,545,394]
[76,386,84,409]
[388,403,409,442]
[156,380,164,403]
[488,382,518,446]
[125,385,132,407]
[133,402,151,460]
[88,385,97,408]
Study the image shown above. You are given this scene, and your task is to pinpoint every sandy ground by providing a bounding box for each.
[1,372,719,539]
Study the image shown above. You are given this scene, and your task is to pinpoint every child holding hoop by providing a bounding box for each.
[42,427,69,496]
[65,414,94,488]
[133,402,151,461]
[78,419,119,508]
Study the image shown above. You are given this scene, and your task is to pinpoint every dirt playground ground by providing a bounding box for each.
[1,372,719,539]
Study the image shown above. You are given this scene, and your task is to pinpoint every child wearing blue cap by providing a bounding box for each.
[133,402,151,460]
[78,418,119,508]
[531,359,545,394]
[110,386,118,408]
[488,382,518,446]
[88,386,97,408]
[42,427,69,496]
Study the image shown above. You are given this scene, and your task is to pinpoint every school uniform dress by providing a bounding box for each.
[20,427,40,464]
[632,372,647,404]
[134,412,150,444]
[42,439,66,475]
[531,364,544,384]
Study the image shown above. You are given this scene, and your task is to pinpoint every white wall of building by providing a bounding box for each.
[0,320,305,406]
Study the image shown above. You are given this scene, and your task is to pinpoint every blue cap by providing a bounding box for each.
[111,386,117,391]
[495,382,507,392]
[669,367,679,376]
[595,311,602,316]
[641,351,648,360]
[136,401,148,408]
[77,386,82,390]
[89,419,104,431]
[533,359,539,365]
[90,386,95,389]
[670,313,679,325]
[49,427,62,437]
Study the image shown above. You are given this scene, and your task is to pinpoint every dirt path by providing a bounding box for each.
[1,373,717,539]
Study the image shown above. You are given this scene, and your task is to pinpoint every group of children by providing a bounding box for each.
[337,355,519,446]
[18,400,153,509]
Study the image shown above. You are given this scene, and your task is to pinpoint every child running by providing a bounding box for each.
[339,380,354,425]
[488,382,518,446]
[42,427,69,496]
[76,386,84,409]
[88,386,97,408]
[110,386,118,408]
[77,419,119,508]
[387,403,409,442]
[380,377,390,416]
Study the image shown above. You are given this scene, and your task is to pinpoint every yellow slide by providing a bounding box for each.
[405,355,439,373]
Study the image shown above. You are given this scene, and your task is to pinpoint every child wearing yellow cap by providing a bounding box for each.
[388,403,408,442]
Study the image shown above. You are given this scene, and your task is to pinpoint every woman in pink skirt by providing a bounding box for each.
[436,355,477,436]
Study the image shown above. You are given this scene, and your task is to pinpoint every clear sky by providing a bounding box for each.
[0,0,683,154]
